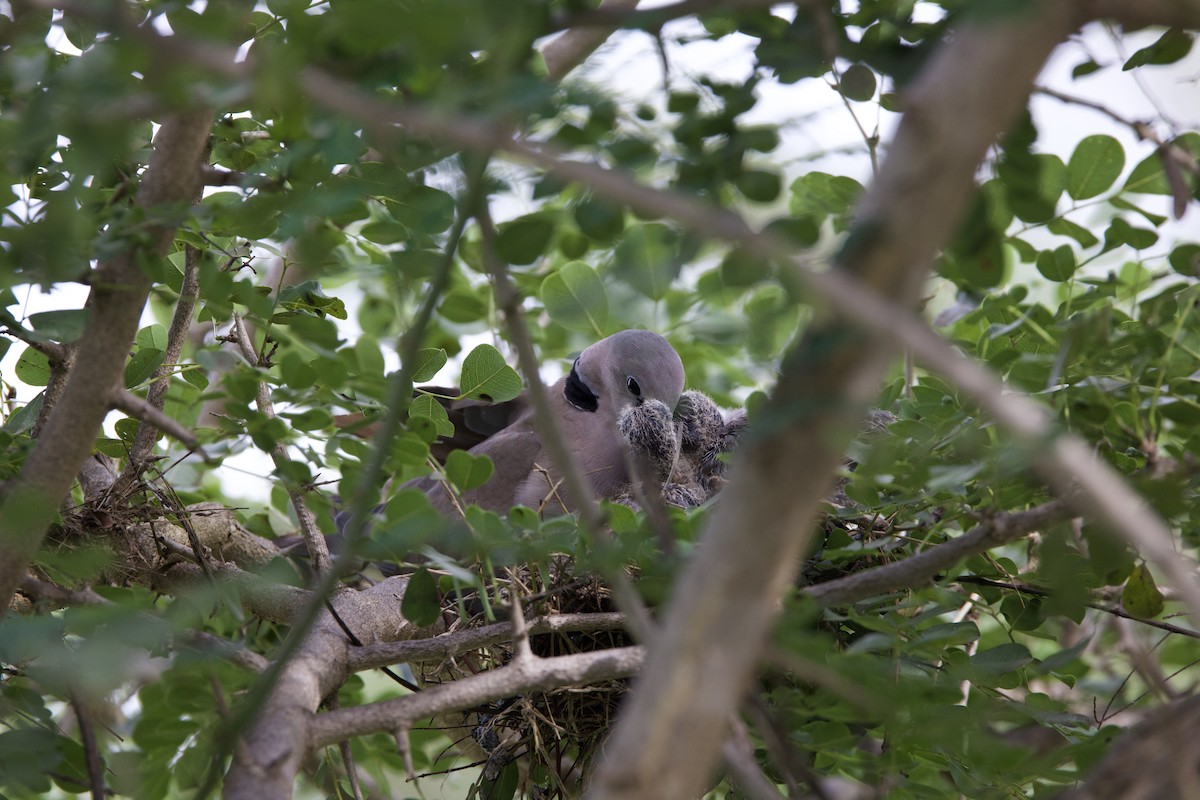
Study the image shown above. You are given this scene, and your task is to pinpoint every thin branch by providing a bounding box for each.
[954,576,1200,640]
[117,243,204,485]
[110,388,207,456]
[68,691,106,800]
[229,313,330,578]
[309,645,644,748]
[722,717,787,800]
[347,612,627,671]
[18,575,110,607]
[541,0,642,82]
[1034,84,1148,131]
[804,501,1074,608]
[0,326,69,362]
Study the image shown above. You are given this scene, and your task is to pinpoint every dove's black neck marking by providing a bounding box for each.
[564,359,598,412]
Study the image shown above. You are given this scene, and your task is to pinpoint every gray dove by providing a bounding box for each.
[411,330,685,516]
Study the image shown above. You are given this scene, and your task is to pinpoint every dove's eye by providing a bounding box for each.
[627,376,643,398]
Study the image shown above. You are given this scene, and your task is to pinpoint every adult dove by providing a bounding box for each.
[410,330,685,516]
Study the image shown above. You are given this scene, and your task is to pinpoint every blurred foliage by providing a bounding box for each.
[0,1,1198,798]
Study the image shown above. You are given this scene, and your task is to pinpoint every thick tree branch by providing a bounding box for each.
[223,575,431,800]
[587,5,1083,798]
[0,109,212,616]
[309,645,644,748]
[541,0,641,81]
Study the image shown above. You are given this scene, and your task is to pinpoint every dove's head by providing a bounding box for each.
[564,330,684,416]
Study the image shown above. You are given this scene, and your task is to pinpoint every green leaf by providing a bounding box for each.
[789,172,863,232]
[1123,133,1200,194]
[28,310,89,343]
[1123,28,1194,70]
[3,392,43,435]
[124,348,165,388]
[0,728,61,793]
[495,213,557,266]
[913,621,980,648]
[283,408,332,432]
[1067,135,1124,200]
[1104,218,1158,251]
[1110,196,1167,227]
[386,184,456,235]
[400,568,441,627]
[970,643,1033,676]
[459,344,523,402]
[574,198,625,243]
[1001,593,1046,631]
[611,223,682,300]
[839,63,876,102]
[15,347,52,387]
[1169,243,1200,277]
[444,450,494,492]
[354,335,385,377]
[735,170,783,203]
[1121,564,1165,618]
[275,280,347,320]
[408,394,454,437]
[280,353,317,389]
[136,324,169,351]
[1035,245,1076,281]
[438,288,488,323]
[1047,217,1099,248]
[541,261,609,334]
[719,249,771,287]
[411,348,448,382]
[480,761,520,800]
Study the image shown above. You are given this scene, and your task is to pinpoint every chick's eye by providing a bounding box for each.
[626,376,642,397]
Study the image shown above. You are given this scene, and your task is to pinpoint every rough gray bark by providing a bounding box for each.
[223,576,432,800]
[585,5,1083,798]
[0,110,213,615]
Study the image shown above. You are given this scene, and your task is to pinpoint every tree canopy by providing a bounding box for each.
[1,2,1199,799]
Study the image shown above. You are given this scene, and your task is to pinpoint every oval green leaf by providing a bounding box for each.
[445,450,494,493]
[15,347,52,387]
[495,213,557,266]
[1067,135,1125,200]
[541,261,609,334]
[840,63,876,102]
[459,344,523,402]
[1035,245,1076,282]
[401,567,442,627]
[1122,564,1165,618]
[29,310,89,343]
[411,348,448,383]
[611,223,681,300]
[408,394,454,437]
